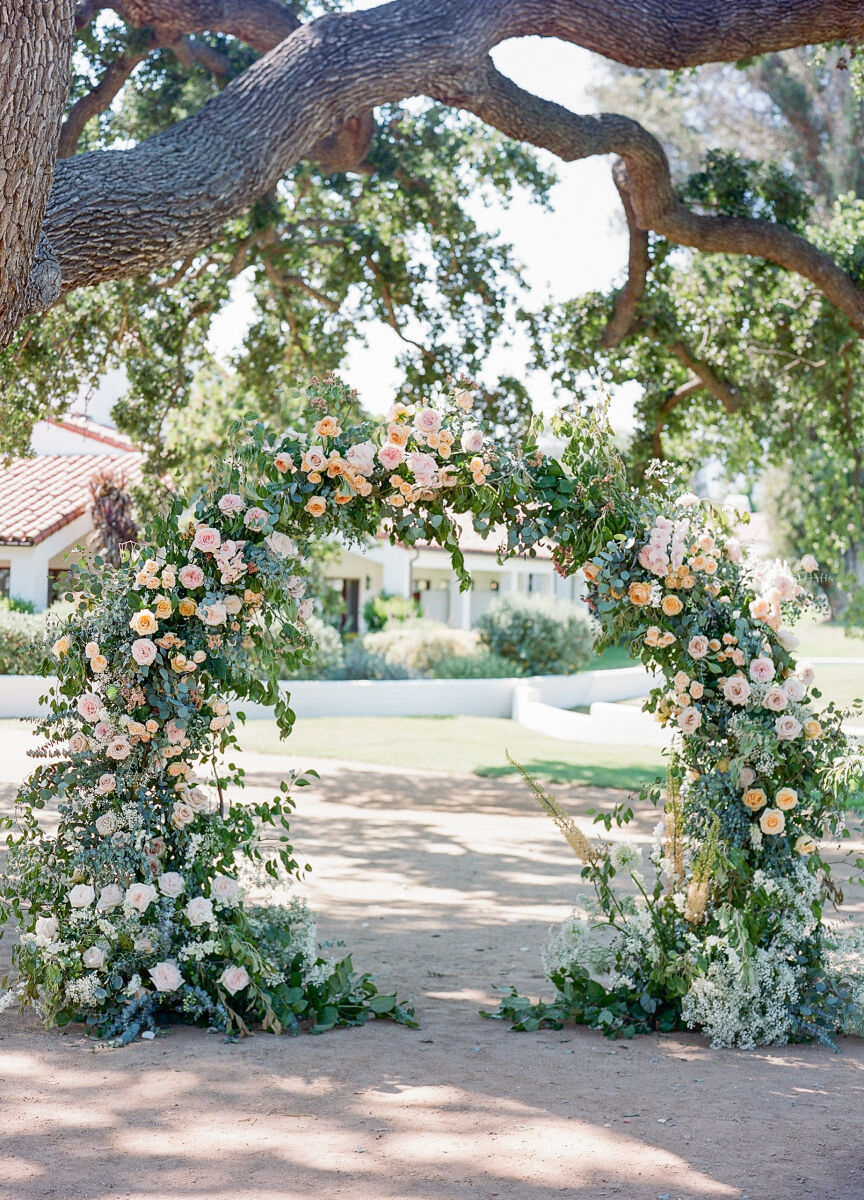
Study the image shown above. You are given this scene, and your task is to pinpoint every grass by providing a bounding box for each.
[794,617,864,659]
[238,715,665,789]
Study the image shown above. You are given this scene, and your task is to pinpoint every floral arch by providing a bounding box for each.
[1,375,861,1046]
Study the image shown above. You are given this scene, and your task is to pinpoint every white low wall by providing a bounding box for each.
[0,667,654,720]
[512,686,667,747]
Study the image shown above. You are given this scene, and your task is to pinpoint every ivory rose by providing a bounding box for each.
[749,657,775,683]
[224,594,242,616]
[676,706,702,734]
[775,714,803,741]
[219,965,250,995]
[460,428,484,453]
[454,388,474,410]
[34,916,59,940]
[415,407,442,436]
[178,564,205,589]
[125,883,157,913]
[776,628,800,652]
[95,812,118,836]
[760,808,786,836]
[158,872,185,898]
[96,884,123,912]
[782,677,805,702]
[149,961,183,993]
[95,773,116,795]
[106,736,131,760]
[82,946,106,970]
[211,875,241,904]
[131,638,157,666]
[687,635,709,660]
[740,767,756,788]
[243,507,269,529]
[762,687,789,713]
[346,441,376,476]
[68,884,95,909]
[171,801,195,829]
[721,674,751,706]
[264,531,296,558]
[800,554,819,573]
[377,442,404,470]
[298,598,314,620]
[192,525,221,553]
[185,896,215,927]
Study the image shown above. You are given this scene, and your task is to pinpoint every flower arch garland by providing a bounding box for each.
[1,375,861,1045]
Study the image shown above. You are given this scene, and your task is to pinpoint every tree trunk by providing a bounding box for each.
[0,1,75,347]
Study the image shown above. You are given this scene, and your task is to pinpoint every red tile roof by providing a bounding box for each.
[46,413,136,452]
[0,454,143,546]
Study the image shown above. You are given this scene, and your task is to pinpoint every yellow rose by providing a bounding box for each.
[52,635,71,658]
[661,595,683,617]
[90,654,108,673]
[304,497,327,517]
[170,654,188,672]
[628,581,652,606]
[804,719,823,740]
[775,787,798,811]
[154,596,173,620]
[759,808,786,836]
[178,598,197,617]
[129,609,158,636]
[742,788,767,811]
[795,834,817,855]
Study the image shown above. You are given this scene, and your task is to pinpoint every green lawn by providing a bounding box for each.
[238,715,665,789]
[794,617,864,658]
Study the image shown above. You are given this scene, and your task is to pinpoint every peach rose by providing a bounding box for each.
[742,788,767,811]
[198,601,227,627]
[304,496,327,517]
[687,635,709,660]
[582,563,600,584]
[661,595,683,616]
[129,609,158,636]
[314,415,341,438]
[804,719,823,740]
[795,834,817,855]
[178,598,197,617]
[760,808,786,836]
[689,681,704,699]
[628,581,652,606]
[90,654,108,673]
[721,674,751,706]
[154,595,173,620]
[749,596,771,622]
[52,635,71,658]
[775,787,798,811]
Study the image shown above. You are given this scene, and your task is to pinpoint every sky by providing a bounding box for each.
[207,34,638,430]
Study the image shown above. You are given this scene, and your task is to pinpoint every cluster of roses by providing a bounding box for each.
[285,391,489,518]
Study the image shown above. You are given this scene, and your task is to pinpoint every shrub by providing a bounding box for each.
[285,617,344,680]
[430,650,516,679]
[342,641,413,680]
[358,621,478,676]
[475,594,593,675]
[363,591,420,631]
[0,609,51,674]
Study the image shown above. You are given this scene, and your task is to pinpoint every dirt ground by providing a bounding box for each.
[1,724,863,1200]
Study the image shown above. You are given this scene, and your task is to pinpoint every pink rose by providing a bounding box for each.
[346,441,376,475]
[106,736,131,761]
[782,677,805,702]
[298,598,314,621]
[95,773,116,795]
[415,407,442,436]
[460,428,484,454]
[800,554,818,573]
[406,451,438,483]
[721,674,751,706]
[149,961,183,993]
[687,635,709,660]
[762,686,788,712]
[93,720,112,740]
[740,767,756,788]
[377,442,404,469]
[218,493,244,513]
[131,637,157,666]
[178,563,205,589]
[76,693,102,723]
[219,965,250,995]
[243,507,269,529]
[775,714,803,741]
[198,601,227,627]
[749,657,775,683]
[676,705,702,735]
[798,664,815,686]
[302,445,327,473]
[192,525,221,553]
[69,731,89,754]
[164,719,185,744]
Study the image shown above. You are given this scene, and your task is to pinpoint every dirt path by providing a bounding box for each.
[1,726,863,1200]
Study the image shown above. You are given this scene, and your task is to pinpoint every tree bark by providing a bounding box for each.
[7,0,864,348]
[0,1,75,345]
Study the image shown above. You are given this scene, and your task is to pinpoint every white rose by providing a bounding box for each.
[460,428,484,454]
[68,884,95,909]
[171,801,196,829]
[219,965,250,995]
[96,884,123,912]
[34,915,59,940]
[185,896,215,927]
[211,875,241,905]
[158,872,185,898]
[224,594,242,616]
[776,628,800,652]
[800,554,818,573]
[95,812,118,836]
[782,677,805,702]
[263,531,296,559]
[82,946,106,970]
[125,882,158,913]
[148,961,183,993]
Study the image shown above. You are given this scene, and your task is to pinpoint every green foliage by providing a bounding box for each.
[475,594,593,676]
[362,590,421,631]
[351,621,478,677]
[429,649,516,678]
[283,617,345,680]
[0,609,53,674]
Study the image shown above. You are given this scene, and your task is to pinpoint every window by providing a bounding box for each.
[0,566,9,598]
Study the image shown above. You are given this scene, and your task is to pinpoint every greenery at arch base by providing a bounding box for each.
[1,375,863,1047]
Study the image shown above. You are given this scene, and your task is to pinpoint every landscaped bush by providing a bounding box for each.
[429,650,516,678]
[285,616,345,680]
[362,591,420,631]
[357,621,478,676]
[0,608,51,674]
[475,594,593,675]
